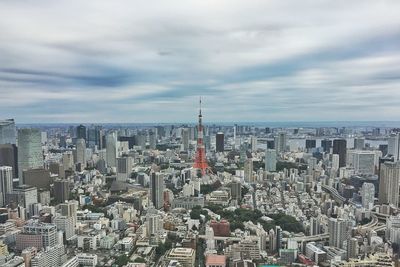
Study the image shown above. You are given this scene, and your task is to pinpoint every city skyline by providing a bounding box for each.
[1,0,400,123]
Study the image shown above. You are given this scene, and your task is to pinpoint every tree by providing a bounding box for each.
[114,254,129,266]
[134,257,146,263]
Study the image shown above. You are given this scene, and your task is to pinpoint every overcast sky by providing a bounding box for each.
[1,0,400,123]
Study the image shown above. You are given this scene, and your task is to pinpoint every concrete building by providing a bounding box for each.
[360,182,375,210]
[164,248,195,267]
[0,166,13,207]
[150,172,164,209]
[0,144,18,178]
[265,149,277,172]
[117,157,133,181]
[17,128,43,181]
[378,161,400,206]
[0,119,16,145]
[106,132,117,168]
[54,180,70,204]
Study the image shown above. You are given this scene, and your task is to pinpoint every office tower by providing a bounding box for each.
[117,157,133,181]
[361,183,375,210]
[146,213,161,238]
[60,201,78,227]
[11,185,38,217]
[182,128,190,151]
[23,168,51,190]
[54,216,75,240]
[216,132,224,152]
[250,136,257,152]
[321,139,332,153]
[17,129,43,181]
[76,124,86,140]
[347,238,359,260]
[136,133,146,150]
[265,149,277,172]
[305,139,317,150]
[0,166,13,207]
[378,162,400,206]
[106,132,117,168]
[310,216,320,235]
[150,172,164,209]
[386,215,400,244]
[118,136,135,149]
[244,158,253,183]
[388,134,400,161]
[22,220,58,248]
[333,139,347,168]
[149,131,156,150]
[75,138,86,166]
[230,182,242,201]
[193,99,209,176]
[328,218,352,249]
[354,138,365,150]
[274,132,287,153]
[351,151,376,175]
[54,180,70,204]
[275,226,282,252]
[62,152,74,171]
[0,144,18,178]
[332,154,340,171]
[0,119,16,145]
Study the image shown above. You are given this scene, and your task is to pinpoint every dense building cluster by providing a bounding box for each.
[0,111,400,267]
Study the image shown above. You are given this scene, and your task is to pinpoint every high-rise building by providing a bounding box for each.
[378,161,400,206]
[182,128,190,151]
[149,131,156,150]
[60,201,78,227]
[347,237,359,260]
[106,132,117,168]
[354,138,365,150]
[328,218,352,249]
[17,128,43,182]
[321,139,332,153]
[216,132,224,152]
[244,158,253,183]
[361,183,375,210]
[386,215,400,244]
[54,180,70,204]
[22,220,58,248]
[305,139,317,150]
[0,166,13,207]
[350,151,377,175]
[54,215,75,240]
[333,139,347,168]
[265,149,277,172]
[11,185,38,217]
[150,172,164,209]
[75,138,86,167]
[0,119,16,145]
[0,144,18,178]
[117,157,133,181]
[23,168,51,190]
[76,124,87,140]
[250,136,257,152]
[230,182,242,202]
[274,132,287,153]
[388,134,400,161]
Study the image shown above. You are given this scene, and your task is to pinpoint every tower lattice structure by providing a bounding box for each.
[193,98,209,176]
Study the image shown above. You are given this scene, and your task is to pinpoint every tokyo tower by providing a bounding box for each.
[193,97,209,176]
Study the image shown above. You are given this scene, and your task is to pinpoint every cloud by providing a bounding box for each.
[0,0,400,122]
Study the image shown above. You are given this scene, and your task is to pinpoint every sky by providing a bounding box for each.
[1,0,400,123]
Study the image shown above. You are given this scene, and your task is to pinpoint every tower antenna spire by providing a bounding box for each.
[199,96,202,116]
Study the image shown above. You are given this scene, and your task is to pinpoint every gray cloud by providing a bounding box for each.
[0,0,400,122]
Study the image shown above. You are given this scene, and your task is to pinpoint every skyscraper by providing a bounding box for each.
[361,183,375,210]
[353,138,365,150]
[117,157,133,181]
[305,139,316,150]
[0,119,16,145]
[328,218,352,249]
[388,134,400,161]
[265,149,277,172]
[274,132,287,153]
[0,144,18,178]
[76,124,87,140]
[216,132,224,152]
[106,132,117,168]
[182,128,190,151]
[75,138,86,167]
[150,172,164,209]
[378,161,400,207]
[17,128,43,182]
[54,179,70,204]
[333,139,347,168]
[321,139,332,153]
[0,166,13,207]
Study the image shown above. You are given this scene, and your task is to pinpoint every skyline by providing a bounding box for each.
[1,0,400,123]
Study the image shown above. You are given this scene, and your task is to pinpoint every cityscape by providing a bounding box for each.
[2,1,400,267]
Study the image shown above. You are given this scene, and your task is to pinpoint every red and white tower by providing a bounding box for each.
[193,97,209,176]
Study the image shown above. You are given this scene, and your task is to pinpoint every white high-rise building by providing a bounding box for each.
[388,134,400,161]
[17,128,43,182]
[0,166,13,207]
[328,218,352,249]
[386,215,400,244]
[349,151,378,175]
[378,161,400,207]
[361,183,375,209]
[265,149,277,172]
[106,132,117,168]
[250,136,258,152]
[332,154,340,171]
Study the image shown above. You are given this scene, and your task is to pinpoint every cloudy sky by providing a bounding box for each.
[1,0,400,123]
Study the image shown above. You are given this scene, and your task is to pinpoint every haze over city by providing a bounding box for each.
[1,0,400,122]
